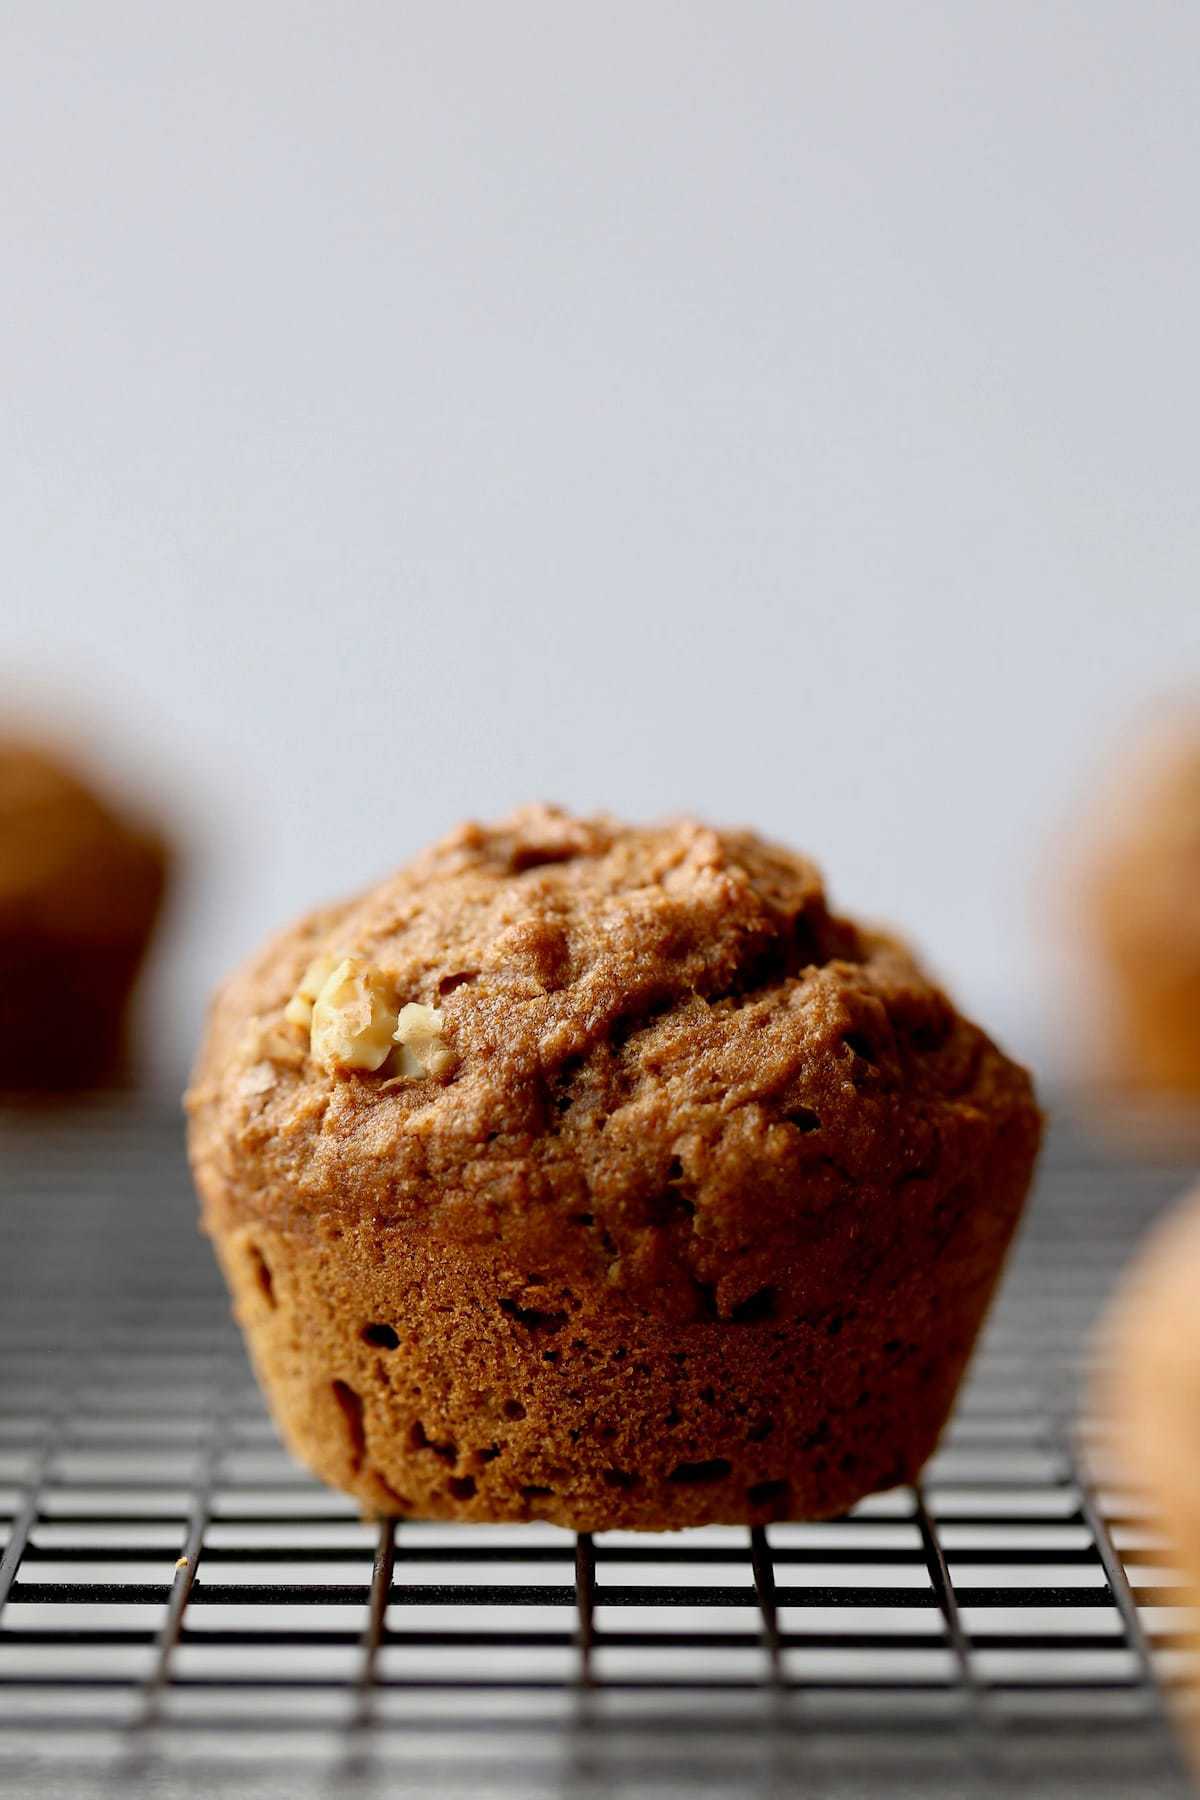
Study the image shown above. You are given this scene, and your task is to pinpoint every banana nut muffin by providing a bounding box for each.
[0,740,167,1088]
[1100,1184,1200,1774]
[187,806,1041,1530]
[1084,710,1200,1107]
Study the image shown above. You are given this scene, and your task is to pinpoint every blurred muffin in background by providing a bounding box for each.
[1072,703,1200,1139]
[0,740,168,1088]
[1099,1183,1200,1774]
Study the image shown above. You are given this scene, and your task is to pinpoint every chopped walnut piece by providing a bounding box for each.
[284,952,343,1028]
[309,957,398,1073]
[392,1002,454,1078]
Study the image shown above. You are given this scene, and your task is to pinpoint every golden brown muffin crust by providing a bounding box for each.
[189,806,1035,1323]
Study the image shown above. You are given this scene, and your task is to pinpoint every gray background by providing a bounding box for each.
[2,1,1198,1089]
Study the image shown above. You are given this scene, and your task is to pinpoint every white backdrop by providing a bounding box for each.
[3,2,1198,1089]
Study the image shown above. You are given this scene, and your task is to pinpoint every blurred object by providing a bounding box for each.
[0,737,168,1088]
[1100,1182,1200,1780]
[1064,700,1200,1148]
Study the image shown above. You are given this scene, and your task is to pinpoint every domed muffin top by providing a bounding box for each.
[0,740,165,938]
[188,806,1038,1321]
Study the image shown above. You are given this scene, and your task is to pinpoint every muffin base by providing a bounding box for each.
[0,936,151,1088]
[206,1152,1029,1530]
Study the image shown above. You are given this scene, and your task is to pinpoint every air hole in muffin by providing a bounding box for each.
[499,1297,568,1334]
[730,941,790,998]
[747,1417,774,1443]
[667,1155,684,1182]
[550,1055,584,1116]
[331,1381,365,1474]
[245,1242,276,1308]
[664,1405,681,1428]
[476,1443,502,1465]
[792,914,822,968]
[692,1280,718,1322]
[361,1322,399,1349]
[410,1420,458,1463]
[571,1212,595,1227]
[511,843,579,873]
[897,1159,940,1189]
[602,1467,641,1490]
[502,1399,527,1421]
[437,969,479,997]
[448,1474,477,1500]
[730,1286,777,1324]
[699,1385,716,1406]
[787,1108,821,1135]
[369,1468,412,1510]
[883,1338,902,1355]
[842,1032,876,1066]
[609,996,673,1049]
[521,1483,554,1499]
[646,1189,696,1228]
[825,1314,844,1337]
[747,1478,790,1512]
[667,1458,732,1485]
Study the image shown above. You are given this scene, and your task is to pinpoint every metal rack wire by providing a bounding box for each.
[0,1098,1195,1797]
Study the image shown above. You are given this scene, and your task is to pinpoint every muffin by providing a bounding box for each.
[187,806,1041,1530]
[1100,1185,1200,1771]
[0,740,168,1088]
[1082,708,1200,1111]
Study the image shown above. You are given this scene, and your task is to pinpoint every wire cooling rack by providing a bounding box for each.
[0,1098,1195,1799]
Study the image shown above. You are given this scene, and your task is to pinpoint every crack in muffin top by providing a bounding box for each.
[187,805,1038,1319]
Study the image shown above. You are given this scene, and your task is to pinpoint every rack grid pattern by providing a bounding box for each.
[0,1100,1194,1797]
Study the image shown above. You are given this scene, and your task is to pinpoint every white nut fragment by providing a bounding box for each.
[284,953,343,1028]
[286,952,455,1082]
[239,1016,306,1070]
[392,1002,454,1078]
[309,957,399,1073]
